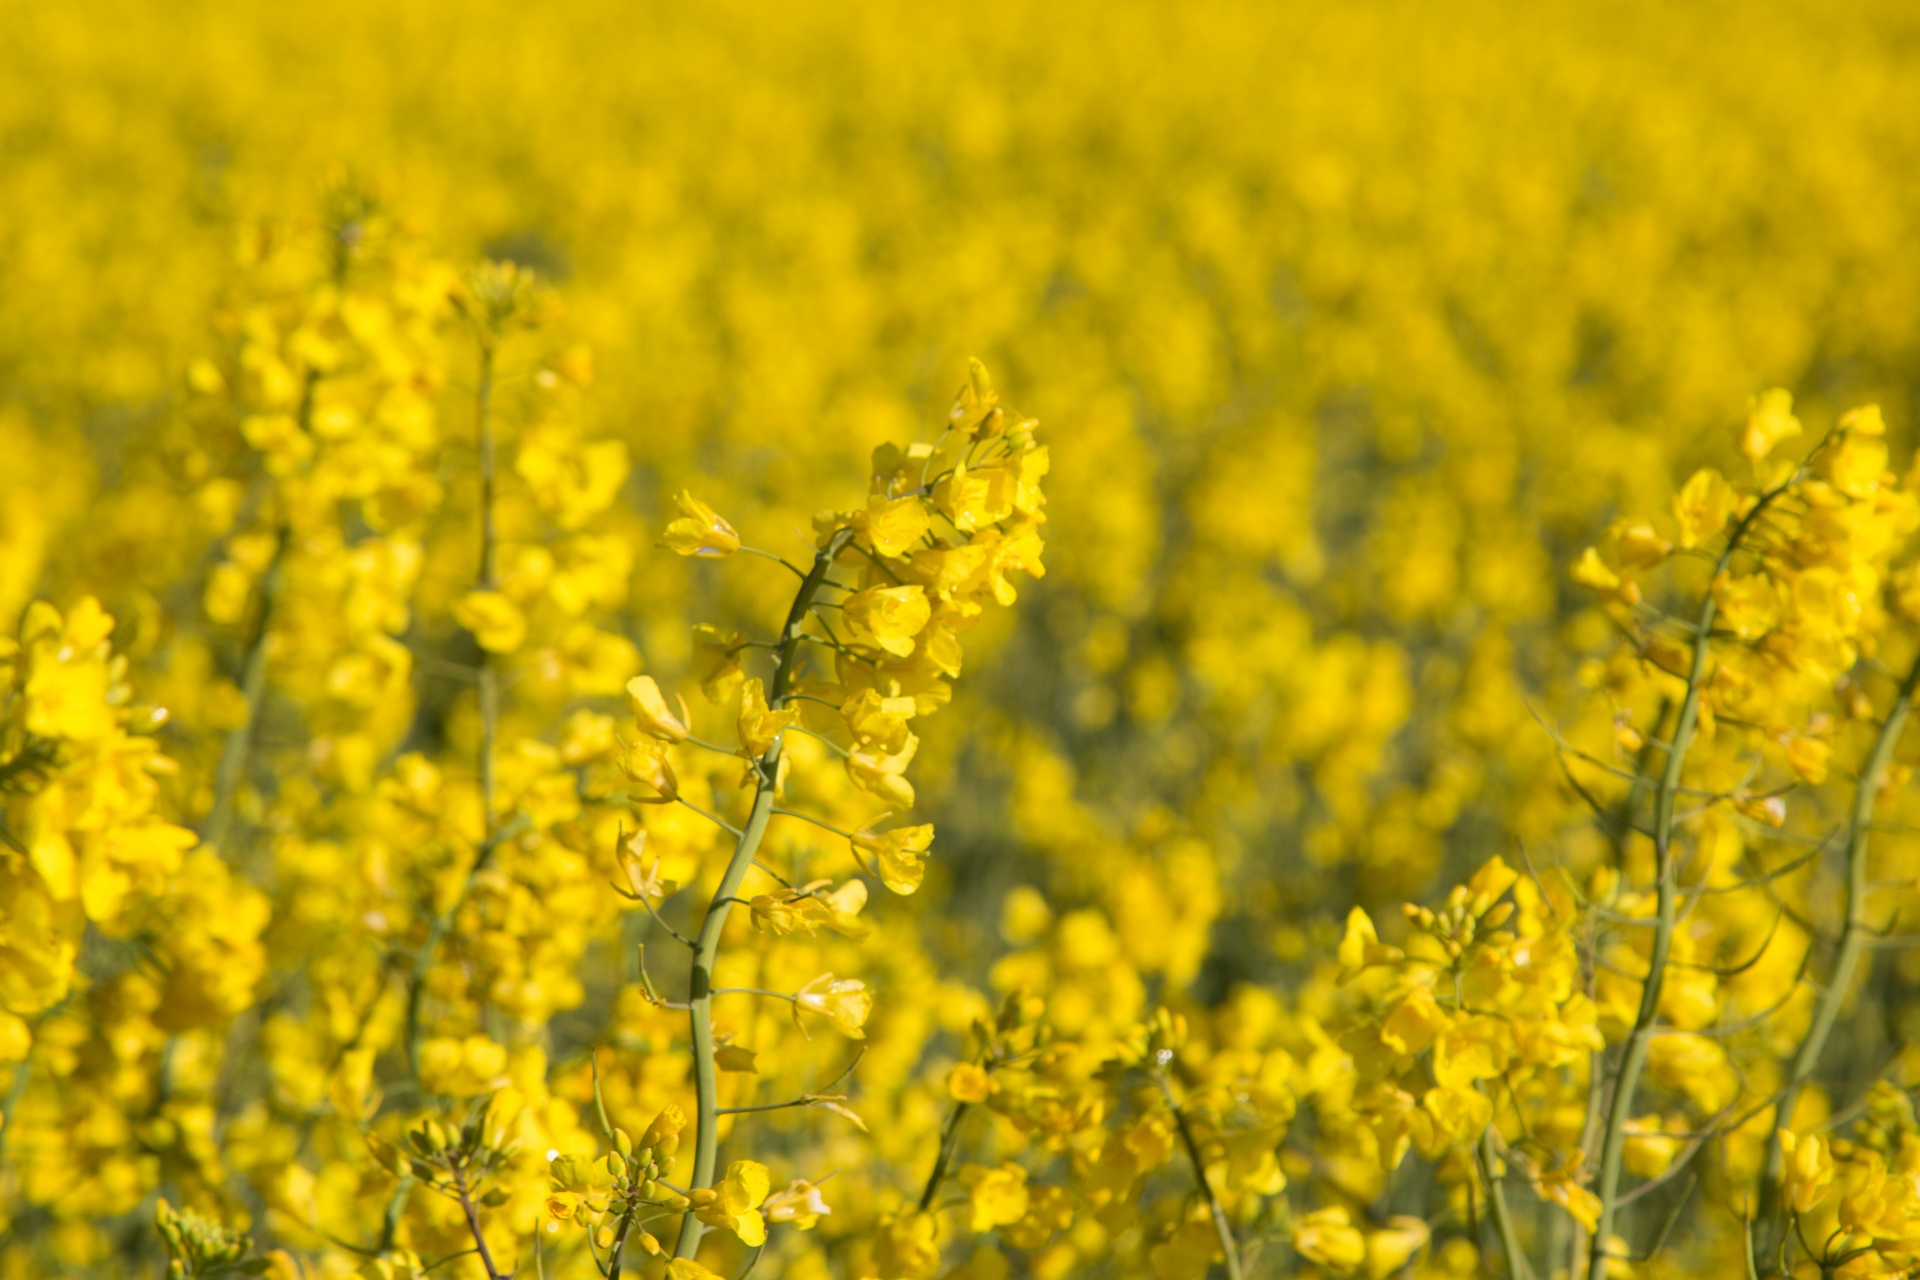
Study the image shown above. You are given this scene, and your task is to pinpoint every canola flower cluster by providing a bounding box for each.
[5,1,1920,1278]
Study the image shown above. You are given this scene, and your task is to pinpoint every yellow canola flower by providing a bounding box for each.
[544,1190,585,1226]
[1293,1206,1367,1271]
[842,688,917,754]
[861,495,931,558]
[1536,1172,1603,1232]
[1570,547,1621,593]
[625,675,691,742]
[19,598,116,742]
[958,1163,1029,1233]
[1713,572,1781,639]
[452,589,526,653]
[0,1010,32,1063]
[1377,992,1448,1056]
[616,736,679,802]
[1740,387,1803,460]
[1781,1130,1836,1214]
[793,973,873,1038]
[737,676,799,757]
[642,1103,686,1153]
[847,736,918,810]
[843,584,932,657]
[662,491,739,558]
[933,462,1019,533]
[417,1034,509,1097]
[750,880,869,938]
[1363,1218,1431,1279]
[617,830,675,899]
[948,1062,993,1103]
[763,1180,833,1229]
[1821,428,1890,500]
[1336,907,1400,980]
[851,818,934,894]
[1786,734,1831,784]
[690,623,747,704]
[1624,1115,1687,1179]
[1463,855,1519,913]
[695,1159,771,1246]
[1673,467,1737,549]
[1410,1085,1493,1155]
[667,1261,723,1280]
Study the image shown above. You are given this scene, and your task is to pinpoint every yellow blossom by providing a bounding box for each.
[793,973,873,1038]
[847,736,919,809]
[625,675,691,742]
[695,1159,770,1246]
[1293,1206,1367,1271]
[1674,467,1737,549]
[452,589,526,653]
[662,491,740,558]
[948,1062,993,1102]
[851,818,934,894]
[1781,1130,1835,1214]
[959,1163,1029,1233]
[843,584,933,657]
[737,676,799,757]
[762,1180,832,1229]
[1741,387,1803,460]
[1364,1217,1431,1279]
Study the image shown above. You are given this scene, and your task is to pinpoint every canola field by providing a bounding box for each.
[4,1,1920,1277]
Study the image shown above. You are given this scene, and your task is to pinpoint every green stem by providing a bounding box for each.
[454,1168,507,1280]
[1755,653,1920,1264]
[918,1099,971,1212]
[1587,604,1709,1280]
[203,535,284,856]
[605,1204,639,1280]
[1482,1128,1532,1280]
[673,530,853,1260]
[0,1051,30,1164]
[1158,1073,1243,1280]
[1588,489,1783,1280]
[404,339,502,1077]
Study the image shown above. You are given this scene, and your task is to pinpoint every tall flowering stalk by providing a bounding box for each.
[576,359,1049,1270]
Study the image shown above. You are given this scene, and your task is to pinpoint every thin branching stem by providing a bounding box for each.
[1755,651,1920,1265]
[1156,1071,1243,1280]
[1480,1128,1532,1280]
[1588,484,1788,1280]
[673,528,855,1260]
[720,1046,865,1116]
[918,1099,972,1212]
[454,1167,509,1280]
